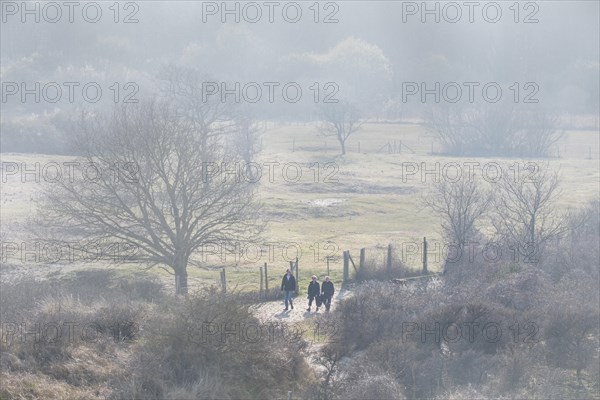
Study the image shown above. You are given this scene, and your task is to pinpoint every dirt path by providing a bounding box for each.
[249,288,353,372]
[250,288,353,325]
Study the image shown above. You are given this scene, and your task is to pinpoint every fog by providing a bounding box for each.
[1,1,599,399]
[2,2,599,119]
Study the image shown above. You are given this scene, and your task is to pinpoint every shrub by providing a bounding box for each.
[111,289,312,399]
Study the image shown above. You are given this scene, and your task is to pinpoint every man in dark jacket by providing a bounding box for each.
[306,275,320,312]
[321,276,335,311]
[280,269,296,311]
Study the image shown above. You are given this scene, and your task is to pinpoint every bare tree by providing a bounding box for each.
[425,104,520,157]
[425,105,561,157]
[423,178,492,247]
[424,106,470,156]
[230,116,262,164]
[515,110,564,157]
[158,65,241,159]
[545,308,599,384]
[318,102,362,155]
[491,167,568,260]
[38,100,263,295]
[311,345,343,400]
[159,65,263,166]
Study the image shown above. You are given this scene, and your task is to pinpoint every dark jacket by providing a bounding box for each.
[322,281,335,297]
[307,281,320,297]
[281,274,296,291]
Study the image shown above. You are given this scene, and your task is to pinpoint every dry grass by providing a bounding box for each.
[0,122,598,399]
[0,371,105,400]
[1,123,598,292]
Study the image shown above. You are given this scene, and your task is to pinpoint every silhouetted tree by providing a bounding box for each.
[39,100,262,295]
[318,102,362,155]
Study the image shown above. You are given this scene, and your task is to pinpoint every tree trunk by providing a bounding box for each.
[340,139,346,155]
[175,272,188,295]
[529,214,536,245]
[174,252,189,295]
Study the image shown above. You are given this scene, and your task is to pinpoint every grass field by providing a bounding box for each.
[1,122,599,292]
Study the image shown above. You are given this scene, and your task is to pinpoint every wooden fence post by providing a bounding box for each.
[220,268,226,294]
[423,237,427,275]
[287,390,292,400]
[326,256,330,277]
[348,252,357,272]
[387,244,393,272]
[343,250,349,284]
[423,237,428,274]
[359,248,365,270]
[259,266,264,298]
[264,262,268,291]
[290,260,298,294]
[295,257,299,293]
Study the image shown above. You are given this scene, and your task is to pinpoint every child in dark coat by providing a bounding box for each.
[307,275,320,312]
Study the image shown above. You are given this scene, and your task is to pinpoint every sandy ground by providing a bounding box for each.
[250,288,353,325]
[248,288,354,374]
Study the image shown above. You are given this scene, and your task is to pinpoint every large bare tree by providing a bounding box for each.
[423,178,492,246]
[39,100,262,295]
[491,167,568,259]
[318,102,362,155]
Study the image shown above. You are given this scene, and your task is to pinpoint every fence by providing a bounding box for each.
[342,237,439,286]
[209,237,437,299]
[214,256,300,299]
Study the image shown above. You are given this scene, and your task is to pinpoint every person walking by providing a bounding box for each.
[321,276,335,311]
[280,268,296,311]
[306,275,320,312]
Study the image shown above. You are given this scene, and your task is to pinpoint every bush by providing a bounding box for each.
[328,238,600,399]
[111,289,312,399]
[0,271,158,396]
[337,368,406,400]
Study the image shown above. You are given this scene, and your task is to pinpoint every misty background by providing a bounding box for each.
[2,1,599,153]
[1,2,600,400]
